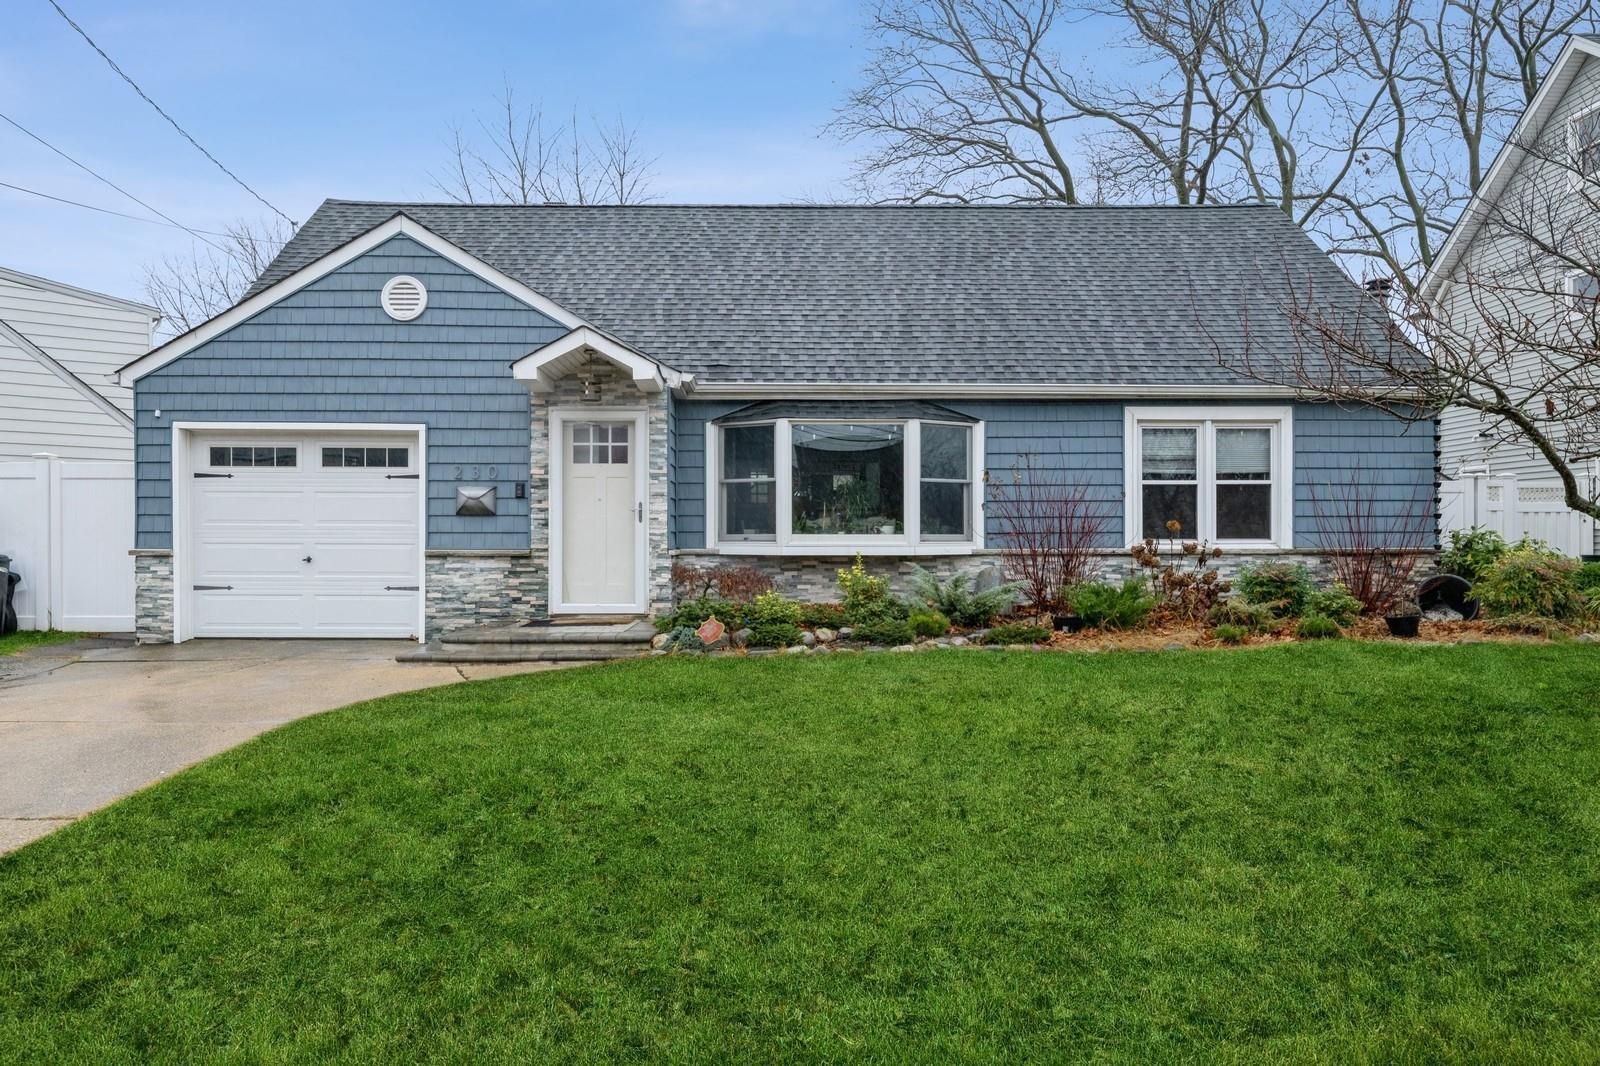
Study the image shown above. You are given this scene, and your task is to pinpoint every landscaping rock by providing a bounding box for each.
[949,635,969,647]
[731,628,752,649]
[1423,604,1464,623]
[814,627,837,643]
[748,648,777,657]
[970,629,990,643]
[650,648,668,657]
[785,644,807,655]
[703,633,731,651]
[1576,633,1599,644]
[650,632,672,650]
[801,631,817,648]
[1006,643,1027,652]
[891,644,916,652]
[838,627,853,640]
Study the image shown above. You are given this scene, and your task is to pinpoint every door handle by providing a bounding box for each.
[637,502,643,523]
[302,555,313,563]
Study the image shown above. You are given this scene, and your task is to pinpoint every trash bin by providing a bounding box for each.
[0,554,18,636]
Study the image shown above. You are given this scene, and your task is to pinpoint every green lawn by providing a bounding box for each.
[0,630,87,656]
[4,645,1600,1062]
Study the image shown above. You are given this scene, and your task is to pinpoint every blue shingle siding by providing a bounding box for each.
[134,235,566,549]
[1293,403,1437,549]
[670,400,1436,551]
[668,399,747,548]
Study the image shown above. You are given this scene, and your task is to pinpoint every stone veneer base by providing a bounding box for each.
[668,550,1355,603]
[133,552,174,644]
[425,554,543,635]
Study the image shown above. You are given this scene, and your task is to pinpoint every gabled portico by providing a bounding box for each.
[514,330,675,619]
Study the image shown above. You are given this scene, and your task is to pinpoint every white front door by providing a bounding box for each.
[187,433,421,638]
[560,418,640,611]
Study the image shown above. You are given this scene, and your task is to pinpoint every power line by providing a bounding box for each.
[0,178,279,244]
[0,110,228,253]
[45,0,297,227]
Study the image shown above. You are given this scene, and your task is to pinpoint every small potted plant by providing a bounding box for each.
[1384,597,1422,638]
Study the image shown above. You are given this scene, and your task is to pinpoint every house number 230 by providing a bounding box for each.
[452,465,497,479]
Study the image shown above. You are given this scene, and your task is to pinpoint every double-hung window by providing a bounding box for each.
[1127,407,1291,547]
[1570,103,1600,183]
[720,424,777,540]
[711,418,981,552]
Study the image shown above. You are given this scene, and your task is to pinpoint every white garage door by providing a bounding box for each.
[187,432,421,638]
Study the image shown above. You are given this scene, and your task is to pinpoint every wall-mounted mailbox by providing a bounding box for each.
[456,485,496,516]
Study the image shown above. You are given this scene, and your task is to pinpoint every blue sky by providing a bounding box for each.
[1,0,880,302]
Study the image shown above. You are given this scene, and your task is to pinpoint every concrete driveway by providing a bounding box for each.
[0,638,561,854]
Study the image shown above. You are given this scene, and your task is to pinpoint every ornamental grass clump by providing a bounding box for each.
[1296,613,1342,640]
[1212,623,1249,645]
[980,622,1051,645]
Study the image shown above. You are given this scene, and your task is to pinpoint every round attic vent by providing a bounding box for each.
[380,275,427,321]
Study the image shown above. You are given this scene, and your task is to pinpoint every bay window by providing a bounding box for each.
[1126,407,1292,547]
[711,417,981,552]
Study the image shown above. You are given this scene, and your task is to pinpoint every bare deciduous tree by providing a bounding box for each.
[142,218,291,337]
[1209,113,1600,521]
[834,0,1594,287]
[433,84,657,205]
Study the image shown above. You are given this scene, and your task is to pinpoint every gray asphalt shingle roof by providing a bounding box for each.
[254,200,1378,386]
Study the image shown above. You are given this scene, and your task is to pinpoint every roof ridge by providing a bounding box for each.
[318,198,1281,212]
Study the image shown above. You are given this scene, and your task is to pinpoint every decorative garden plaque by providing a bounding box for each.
[696,616,725,645]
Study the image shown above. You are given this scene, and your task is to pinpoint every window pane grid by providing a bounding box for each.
[209,445,297,468]
[1135,418,1279,543]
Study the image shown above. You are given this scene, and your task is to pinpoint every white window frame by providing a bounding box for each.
[1124,406,1294,550]
[1569,100,1600,188]
[705,417,985,556]
[1564,269,1600,318]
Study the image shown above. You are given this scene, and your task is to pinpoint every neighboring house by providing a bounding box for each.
[117,201,1436,644]
[0,265,157,460]
[1422,34,1600,557]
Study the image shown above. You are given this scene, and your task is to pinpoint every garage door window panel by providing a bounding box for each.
[209,445,297,468]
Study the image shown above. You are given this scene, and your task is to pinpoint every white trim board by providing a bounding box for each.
[681,382,1338,401]
[1419,35,1600,302]
[1123,405,1295,549]
[168,420,427,643]
[0,316,133,429]
[547,406,650,614]
[0,265,160,319]
[703,415,986,556]
[513,326,686,393]
[118,214,587,384]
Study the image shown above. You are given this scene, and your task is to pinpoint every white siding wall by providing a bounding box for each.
[1437,55,1600,551]
[0,271,154,461]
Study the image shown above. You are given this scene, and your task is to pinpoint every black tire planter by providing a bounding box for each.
[1417,573,1479,620]
[1054,613,1087,633]
[1384,614,1422,638]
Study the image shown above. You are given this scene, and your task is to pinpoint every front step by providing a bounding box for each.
[397,619,656,664]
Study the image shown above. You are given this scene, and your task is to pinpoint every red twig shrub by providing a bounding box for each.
[987,455,1113,609]
[1309,467,1434,614]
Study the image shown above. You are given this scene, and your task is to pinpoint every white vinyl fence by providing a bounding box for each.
[0,455,134,632]
[1439,474,1598,558]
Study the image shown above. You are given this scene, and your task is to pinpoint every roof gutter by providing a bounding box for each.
[676,382,1337,400]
